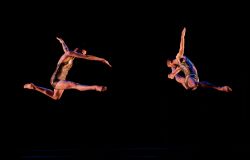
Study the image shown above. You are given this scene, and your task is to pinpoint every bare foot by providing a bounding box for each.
[101,86,107,92]
[95,86,107,92]
[218,86,232,92]
[24,83,35,89]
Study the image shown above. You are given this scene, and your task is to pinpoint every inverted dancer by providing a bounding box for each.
[24,37,112,100]
[166,27,232,92]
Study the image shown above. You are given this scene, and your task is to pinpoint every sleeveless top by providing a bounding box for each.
[50,57,75,84]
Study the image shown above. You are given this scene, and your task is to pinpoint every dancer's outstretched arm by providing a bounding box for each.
[67,50,112,67]
[56,37,70,53]
[176,27,186,64]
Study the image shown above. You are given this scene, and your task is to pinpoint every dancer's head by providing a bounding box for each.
[81,49,87,55]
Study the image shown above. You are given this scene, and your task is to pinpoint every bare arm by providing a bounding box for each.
[56,37,70,53]
[168,66,181,79]
[176,27,186,64]
[67,51,112,67]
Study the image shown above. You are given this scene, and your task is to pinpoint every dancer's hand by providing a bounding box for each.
[56,37,64,43]
[103,59,112,67]
[182,27,186,35]
[168,73,175,79]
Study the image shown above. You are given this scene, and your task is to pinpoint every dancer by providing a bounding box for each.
[24,37,112,100]
[167,27,232,92]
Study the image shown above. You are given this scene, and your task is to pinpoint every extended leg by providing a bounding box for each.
[24,83,64,100]
[198,81,232,92]
[53,80,107,92]
[24,80,107,100]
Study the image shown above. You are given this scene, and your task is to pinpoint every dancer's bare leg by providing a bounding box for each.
[175,75,189,90]
[198,81,232,92]
[24,81,107,100]
[168,67,189,89]
[24,83,64,100]
[53,81,107,92]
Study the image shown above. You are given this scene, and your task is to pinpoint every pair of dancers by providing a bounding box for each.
[24,28,232,100]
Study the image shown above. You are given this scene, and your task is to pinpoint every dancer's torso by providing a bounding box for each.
[51,56,75,82]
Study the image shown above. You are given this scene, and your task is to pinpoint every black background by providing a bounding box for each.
[2,2,249,160]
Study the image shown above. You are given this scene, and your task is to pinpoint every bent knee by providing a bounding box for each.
[175,76,185,83]
[52,93,63,100]
[52,96,61,100]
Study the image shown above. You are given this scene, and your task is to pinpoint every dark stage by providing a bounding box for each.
[2,3,249,160]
